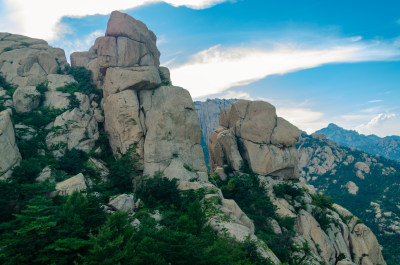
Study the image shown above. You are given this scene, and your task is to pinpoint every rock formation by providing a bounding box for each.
[204,99,387,264]
[0,11,388,265]
[71,10,207,180]
[209,100,300,179]
[194,99,237,164]
[0,33,68,88]
[0,110,21,179]
[298,132,400,261]
[71,11,160,89]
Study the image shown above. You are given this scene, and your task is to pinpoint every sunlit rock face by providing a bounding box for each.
[72,11,207,179]
[209,99,300,179]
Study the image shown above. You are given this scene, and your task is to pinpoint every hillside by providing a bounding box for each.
[298,133,400,264]
[316,123,400,163]
[196,98,399,264]
[0,13,387,265]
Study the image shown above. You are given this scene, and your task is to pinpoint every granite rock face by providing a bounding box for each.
[71,11,207,180]
[46,108,99,156]
[209,100,300,179]
[12,86,41,113]
[70,11,160,89]
[0,33,68,88]
[0,110,21,179]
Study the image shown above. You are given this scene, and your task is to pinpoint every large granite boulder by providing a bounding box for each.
[52,173,87,196]
[12,86,41,113]
[70,10,160,88]
[108,194,135,213]
[43,74,76,109]
[0,110,21,179]
[103,66,161,98]
[103,89,145,157]
[209,100,300,179]
[140,86,207,178]
[0,33,68,88]
[46,108,99,156]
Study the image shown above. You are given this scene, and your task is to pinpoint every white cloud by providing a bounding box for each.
[170,40,400,99]
[221,90,252,100]
[52,30,104,62]
[276,107,326,134]
[368,99,383,103]
[356,113,400,137]
[0,0,227,40]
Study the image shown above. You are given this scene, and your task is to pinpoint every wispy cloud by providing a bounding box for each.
[221,90,252,100]
[276,107,326,134]
[368,99,383,103]
[0,0,228,40]
[52,30,104,62]
[170,39,400,98]
[356,113,400,137]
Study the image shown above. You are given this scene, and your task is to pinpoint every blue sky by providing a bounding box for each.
[1,0,400,136]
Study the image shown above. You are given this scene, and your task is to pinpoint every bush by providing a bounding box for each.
[66,67,98,96]
[108,146,140,193]
[12,158,43,183]
[311,194,334,209]
[58,148,89,175]
[273,183,303,199]
[159,69,172,86]
[36,81,48,104]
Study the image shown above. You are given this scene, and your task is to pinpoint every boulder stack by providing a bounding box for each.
[71,11,207,180]
[209,100,300,179]
[0,33,68,88]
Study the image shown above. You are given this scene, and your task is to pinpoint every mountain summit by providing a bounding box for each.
[316,123,400,162]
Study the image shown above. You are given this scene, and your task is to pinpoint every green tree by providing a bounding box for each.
[84,211,136,265]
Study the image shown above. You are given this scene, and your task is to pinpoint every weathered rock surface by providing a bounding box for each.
[52,173,87,196]
[298,132,400,247]
[0,33,68,88]
[75,12,205,180]
[345,181,359,195]
[335,205,386,265]
[209,100,300,179]
[12,86,40,113]
[15,124,36,140]
[103,66,160,98]
[70,11,160,88]
[108,194,135,213]
[46,108,99,156]
[0,110,21,179]
[36,166,52,182]
[194,98,236,147]
[103,89,144,156]
[42,74,76,109]
[140,86,207,177]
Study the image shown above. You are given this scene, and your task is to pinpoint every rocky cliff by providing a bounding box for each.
[194,99,237,166]
[0,12,388,265]
[208,101,386,265]
[317,123,400,163]
[70,11,207,181]
[298,132,400,264]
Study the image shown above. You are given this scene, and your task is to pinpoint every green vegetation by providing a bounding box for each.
[299,134,400,264]
[0,74,17,97]
[273,182,304,199]
[159,69,172,86]
[55,66,101,109]
[216,172,308,264]
[3,47,13,52]
[0,165,274,265]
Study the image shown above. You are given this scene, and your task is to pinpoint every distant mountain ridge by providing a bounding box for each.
[316,123,400,162]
